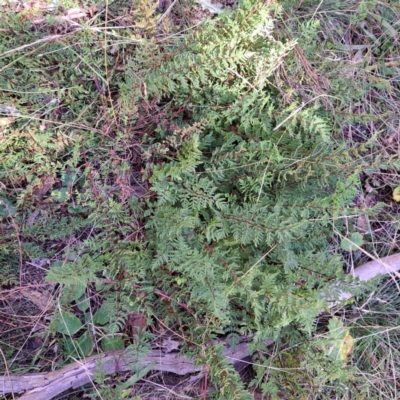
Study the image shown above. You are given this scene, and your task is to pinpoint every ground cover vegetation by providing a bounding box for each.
[0,0,399,398]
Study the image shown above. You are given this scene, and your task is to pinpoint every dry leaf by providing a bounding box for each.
[0,117,17,127]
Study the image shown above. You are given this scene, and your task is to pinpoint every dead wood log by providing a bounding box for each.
[327,253,400,303]
[2,253,400,399]
[1,340,269,400]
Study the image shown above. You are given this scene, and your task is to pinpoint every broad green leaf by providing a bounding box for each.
[54,311,83,335]
[68,205,86,214]
[51,188,69,202]
[93,304,111,325]
[0,198,16,218]
[340,233,363,252]
[62,283,86,304]
[64,332,93,357]
[62,172,75,187]
[101,336,125,351]
[326,317,354,363]
[76,331,93,356]
[77,294,90,312]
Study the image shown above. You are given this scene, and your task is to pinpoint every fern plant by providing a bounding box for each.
[116,0,371,395]
[0,0,383,397]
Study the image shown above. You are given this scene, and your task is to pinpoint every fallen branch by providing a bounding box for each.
[329,253,400,303]
[2,253,400,399]
[1,340,268,400]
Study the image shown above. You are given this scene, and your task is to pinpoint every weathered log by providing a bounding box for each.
[2,253,400,400]
[330,253,400,302]
[1,340,267,400]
